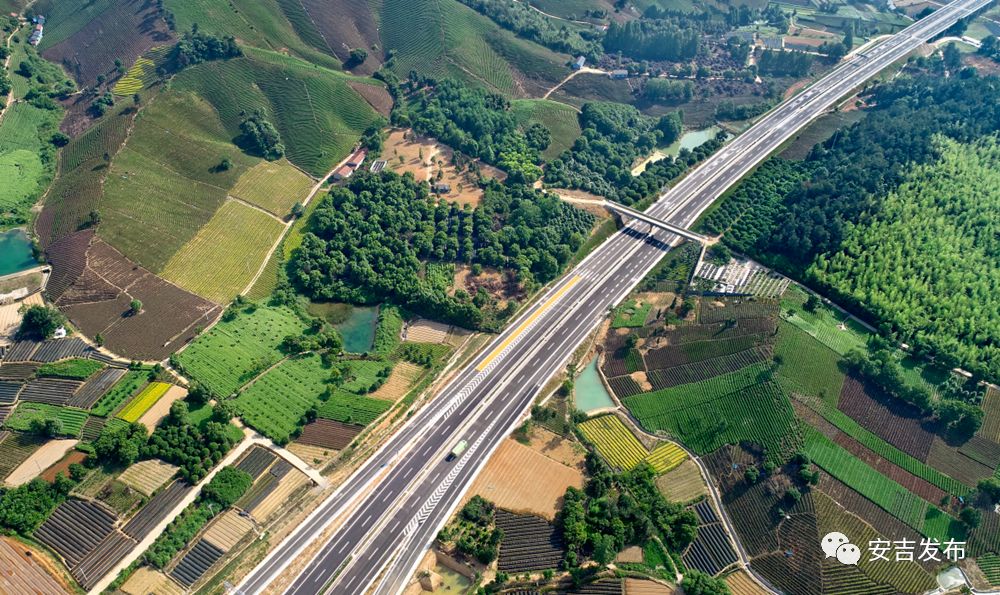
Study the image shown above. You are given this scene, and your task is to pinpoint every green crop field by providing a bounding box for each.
[161,200,287,303]
[99,91,259,271]
[781,286,870,355]
[91,370,149,417]
[229,159,315,217]
[815,490,936,594]
[340,360,394,394]
[175,305,307,397]
[578,415,649,470]
[804,428,929,532]
[4,403,89,437]
[774,322,846,406]
[318,389,392,426]
[236,353,329,443]
[611,300,653,328]
[163,0,343,70]
[37,358,104,380]
[511,99,582,161]
[979,553,1000,585]
[379,0,568,97]
[807,401,969,496]
[626,372,797,460]
[171,48,381,177]
[33,0,119,50]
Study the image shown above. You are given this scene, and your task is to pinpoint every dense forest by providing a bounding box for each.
[544,101,725,205]
[290,172,594,330]
[401,78,545,183]
[757,49,814,76]
[603,18,702,62]
[704,73,1000,381]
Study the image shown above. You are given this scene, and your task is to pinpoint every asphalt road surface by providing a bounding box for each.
[236,1,991,592]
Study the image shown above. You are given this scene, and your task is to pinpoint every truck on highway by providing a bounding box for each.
[446,439,468,462]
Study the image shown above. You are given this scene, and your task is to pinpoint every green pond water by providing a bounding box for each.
[335,306,378,353]
[576,356,615,412]
[434,565,472,593]
[0,229,38,277]
[632,126,722,175]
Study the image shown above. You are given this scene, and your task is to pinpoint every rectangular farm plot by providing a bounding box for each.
[318,389,392,426]
[495,509,566,573]
[4,402,89,437]
[229,159,315,216]
[118,460,179,496]
[18,378,84,405]
[655,459,707,503]
[297,419,363,451]
[137,384,188,431]
[175,305,306,397]
[578,415,648,471]
[161,199,286,303]
[121,567,185,595]
[5,438,78,487]
[368,361,424,401]
[91,370,148,417]
[644,441,688,474]
[35,498,118,568]
[117,382,172,423]
[466,438,584,520]
[235,353,329,444]
[202,509,254,551]
[978,386,1000,443]
[68,367,126,409]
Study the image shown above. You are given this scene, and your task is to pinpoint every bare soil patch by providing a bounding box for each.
[369,362,423,401]
[465,435,584,520]
[40,450,87,483]
[382,129,505,207]
[48,236,222,361]
[286,442,336,468]
[121,566,184,595]
[655,458,707,503]
[118,459,178,496]
[6,439,77,487]
[137,385,187,431]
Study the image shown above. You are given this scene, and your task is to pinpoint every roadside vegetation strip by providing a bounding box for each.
[611,300,653,328]
[3,402,89,437]
[117,382,172,423]
[643,442,688,474]
[577,415,648,470]
[803,427,930,532]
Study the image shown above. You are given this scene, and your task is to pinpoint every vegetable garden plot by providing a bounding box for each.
[0,362,39,379]
[72,531,136,591]
[116,382,172,423]
[643,334,770,371]
[32,338,89,363]
[645,346,771,390]
[67,368,126,409]
[979,386,1000,443]
[831,433,946,504]
[683,522,738,576]
[4,402,89,437]
[317,390,392,426]
[837,376,934,462]
[605,375,642,399]
[577,415,648,471]
[118,460,179,496]
[662,317,777,345]
[3,341,39,362]
[643,442,687,474]
[569,578,623,594]
[170,538,225,588]
[18,378,84,405]
[924,437,994,487]
[0,432,44,479]
[297,419,364,450]
[495,509,565,573]
[959,435,1000,469]
[698,298,780,324]
[0,381,21,403]
[35,498,117,568]
[122,480,192,540]
[80,416,107,441]
[235,446,277,480]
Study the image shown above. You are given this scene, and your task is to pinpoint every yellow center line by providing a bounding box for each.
[476,275,582,372]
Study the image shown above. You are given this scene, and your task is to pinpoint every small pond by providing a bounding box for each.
[632,126,723,175]
[575,356,615,412]
[0,229,38,277]
[335,306,378,353]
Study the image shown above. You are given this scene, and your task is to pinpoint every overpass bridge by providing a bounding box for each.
[601,199,709,243]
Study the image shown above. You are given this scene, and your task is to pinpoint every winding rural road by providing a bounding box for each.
[237,0,993,592]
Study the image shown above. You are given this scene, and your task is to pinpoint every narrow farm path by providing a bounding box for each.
[543,66,608,99]
[86,428,327,595]
[0,22,22,127]
[238,152,354,296]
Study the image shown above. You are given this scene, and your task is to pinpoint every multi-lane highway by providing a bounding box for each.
[237,0,991,591]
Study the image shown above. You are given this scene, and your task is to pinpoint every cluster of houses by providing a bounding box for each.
[331,148,367,181]
[28,15,44,46]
